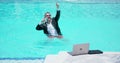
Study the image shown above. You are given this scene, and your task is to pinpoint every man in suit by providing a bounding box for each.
[37,3,63,39]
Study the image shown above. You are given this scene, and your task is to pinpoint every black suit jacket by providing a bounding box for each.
[36,10,62,36]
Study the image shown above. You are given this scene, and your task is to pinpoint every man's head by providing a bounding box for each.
[44,12,51,18]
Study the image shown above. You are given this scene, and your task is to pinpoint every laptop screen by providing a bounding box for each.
[72,43,89,55]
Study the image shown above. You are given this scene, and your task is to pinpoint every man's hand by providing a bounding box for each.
[56,2,59,9]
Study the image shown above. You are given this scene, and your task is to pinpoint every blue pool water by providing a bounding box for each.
[0,2,120,58]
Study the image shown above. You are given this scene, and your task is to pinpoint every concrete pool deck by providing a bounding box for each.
[0,51,120,63]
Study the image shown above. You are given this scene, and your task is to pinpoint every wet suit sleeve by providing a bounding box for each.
[55,10,60,22]
[36,18,47,30]
[36,24,43,30]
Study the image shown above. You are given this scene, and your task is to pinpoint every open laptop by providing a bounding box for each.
[68,43,89,56]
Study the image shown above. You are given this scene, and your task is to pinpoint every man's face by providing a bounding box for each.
[46,13,51,18]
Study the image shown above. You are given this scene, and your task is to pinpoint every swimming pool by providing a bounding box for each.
[0,2,120,58]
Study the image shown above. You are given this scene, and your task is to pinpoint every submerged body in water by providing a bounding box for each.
[36,3,63,39]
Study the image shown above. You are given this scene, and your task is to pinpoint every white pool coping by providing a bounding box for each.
[44,51,120,63]
[0,59,43,63]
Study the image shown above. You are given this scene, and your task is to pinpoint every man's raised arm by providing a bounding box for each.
[55,2,60,21]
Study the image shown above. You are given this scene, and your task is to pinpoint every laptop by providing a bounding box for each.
[68,43,89,56]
